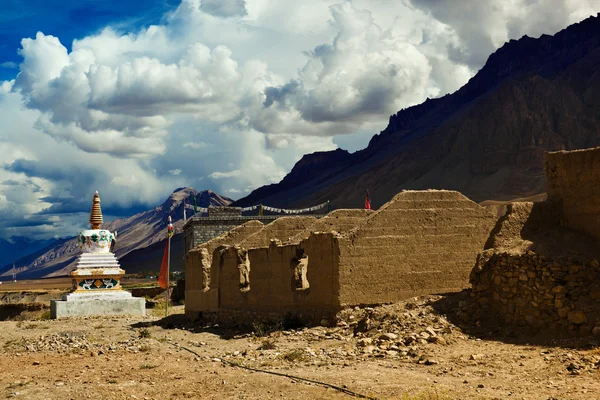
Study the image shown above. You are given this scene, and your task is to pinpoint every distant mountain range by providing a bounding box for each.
[233,14,600,209]
[0,237,59,266]
[0,188,232,280]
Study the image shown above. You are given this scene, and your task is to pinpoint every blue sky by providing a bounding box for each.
[0,0,181,81]
[0,0,597,240]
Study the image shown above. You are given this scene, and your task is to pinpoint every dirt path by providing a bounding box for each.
[1,296,599,399]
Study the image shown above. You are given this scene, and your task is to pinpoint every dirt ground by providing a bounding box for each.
[1,292,600,400]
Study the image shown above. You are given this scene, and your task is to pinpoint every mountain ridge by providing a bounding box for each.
[232,13,600,209]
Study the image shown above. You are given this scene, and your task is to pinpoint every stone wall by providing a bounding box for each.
[205,233,341,326]
[470,251,600,335]
[208,206,243,217]
[337,190,496,306]
[469,197,600,336]
[545,147,600,241]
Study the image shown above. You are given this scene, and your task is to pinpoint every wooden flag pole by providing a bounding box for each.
[166,215,173,317]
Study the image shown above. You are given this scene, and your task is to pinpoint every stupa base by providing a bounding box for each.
[50,291,145,319]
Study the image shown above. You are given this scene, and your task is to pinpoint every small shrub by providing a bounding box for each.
[257,340,276,350]
[283,349,306,363]
[139,363,158,369]
[25,323,38,330]
[139,328,151,338]
[252,319,283,337]
[139,345,151,352]
[38,310,51,320]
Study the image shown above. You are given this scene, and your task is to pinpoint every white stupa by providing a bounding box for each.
[51,191,145,318]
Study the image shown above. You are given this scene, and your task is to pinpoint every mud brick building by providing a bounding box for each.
[185,191,496,326]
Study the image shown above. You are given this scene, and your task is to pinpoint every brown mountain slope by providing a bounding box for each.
[233,14,600,209]
[0,188,232,280]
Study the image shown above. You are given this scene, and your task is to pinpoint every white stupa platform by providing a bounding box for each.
[51,192,145,319]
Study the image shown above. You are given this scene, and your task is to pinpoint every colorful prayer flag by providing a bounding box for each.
[365,190,371,210]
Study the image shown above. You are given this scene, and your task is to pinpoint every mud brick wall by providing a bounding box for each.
[288,209,374,243]
[183,216,280,253]
[336,190,496,306]
[185,221,264,316]
[238,216,318,248]
[213,233,340,321]
[545,147,600,241]
[470,251,600,335]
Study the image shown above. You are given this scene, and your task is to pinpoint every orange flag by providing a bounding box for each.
[365,190,371,210]
[158,239,169,289]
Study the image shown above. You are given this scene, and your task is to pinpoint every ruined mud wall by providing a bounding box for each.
[288,209,373,243]
[545,147,600,241]
[185,221,264,315]
[238,216,317,248]
[337,190,496,306]
[471,251,600,335]
[206,232,341,325]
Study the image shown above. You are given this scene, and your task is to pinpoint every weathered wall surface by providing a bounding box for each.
[185,221,264,315]
[337,190,496,306]
[545,147,600,241]
[207,233,341,325]
[238,216,317,248]
[288,209,373,243]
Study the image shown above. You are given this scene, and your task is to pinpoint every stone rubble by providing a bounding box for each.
[3,331,148,355]
[210,297,463,367]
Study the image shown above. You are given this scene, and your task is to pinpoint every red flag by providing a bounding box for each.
[158,239,169,289]
[365,190,371,210]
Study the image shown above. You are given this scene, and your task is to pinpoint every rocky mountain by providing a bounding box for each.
[233,14,600,209]
[0,188,232,280]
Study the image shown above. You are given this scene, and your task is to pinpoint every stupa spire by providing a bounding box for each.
[89,191,103,229]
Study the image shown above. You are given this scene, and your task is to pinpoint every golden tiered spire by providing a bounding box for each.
[89,191,103,229]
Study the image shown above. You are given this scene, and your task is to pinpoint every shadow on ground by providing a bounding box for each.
[431,289,600,350]
[133,290,600,350]
[0,303,48,321]
[130,311,311,340]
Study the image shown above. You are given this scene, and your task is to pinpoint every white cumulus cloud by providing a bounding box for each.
[0,0,597,239]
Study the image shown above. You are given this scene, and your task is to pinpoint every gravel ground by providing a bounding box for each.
[1,293,600,399]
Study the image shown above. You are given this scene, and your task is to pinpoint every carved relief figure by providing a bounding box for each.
[102,279,115,289]
[237,248,251,293]
[200,248,211,292]
[81,280,95,290]
[291,248,310,291]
